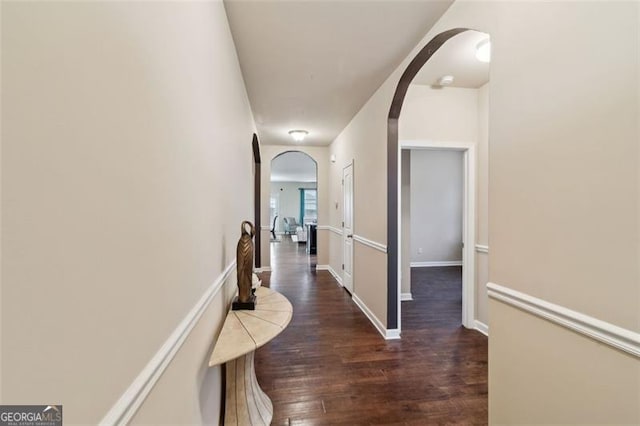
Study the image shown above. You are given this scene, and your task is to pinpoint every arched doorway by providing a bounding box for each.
[269,151,318,264]
[387,28,490,333]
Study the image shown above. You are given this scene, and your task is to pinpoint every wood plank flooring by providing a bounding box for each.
[255,240,487,425]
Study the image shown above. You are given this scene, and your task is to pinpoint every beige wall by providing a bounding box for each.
[260,145,329,268]
[0,0,3,402]
[2,1,255,424]
[489,300,640,424]
[488,1,638,329]
[329,0,639,421]
[328,151,344,280]
[330,95,388,326]
[476,82,489,325]
[486,2,639,421]
[399,85,479,142]
[327,145,347,284]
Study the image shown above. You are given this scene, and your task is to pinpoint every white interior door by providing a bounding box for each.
[342,162,354,294]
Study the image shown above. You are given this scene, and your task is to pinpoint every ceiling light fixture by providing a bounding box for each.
[288,130,308,142]
[476,39,491,63]
[437,75,455,87]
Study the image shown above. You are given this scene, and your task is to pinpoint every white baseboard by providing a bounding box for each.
[488,282,640,358]
[400,292,413,301]
[475,320,489,336]
[99,261,236,425]
[411,261,463,268]
[385,328,401,339]
[352,293,400,340]
[316,264,343,287]
[255,266,271,273]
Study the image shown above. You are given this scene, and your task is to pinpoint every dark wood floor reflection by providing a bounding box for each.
[255,240,488,425]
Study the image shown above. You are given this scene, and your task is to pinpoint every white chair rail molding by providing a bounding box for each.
[487,283,640,358]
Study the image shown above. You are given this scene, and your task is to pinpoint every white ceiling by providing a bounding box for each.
[412,29,490,88]
[224,0,454,146]
[271,151,317,182]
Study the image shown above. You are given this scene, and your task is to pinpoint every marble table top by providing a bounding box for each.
[209,286,293,367]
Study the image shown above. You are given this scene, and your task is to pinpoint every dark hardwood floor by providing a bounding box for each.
[255,240,487,425]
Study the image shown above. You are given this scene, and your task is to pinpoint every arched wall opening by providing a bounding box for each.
[387,28,479,330]
[260,150,320,271]
[270,151,318,237]
[259,146,330,272]
[397,29,491,335]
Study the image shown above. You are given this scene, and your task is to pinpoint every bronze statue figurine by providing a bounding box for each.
[232,220,256,310]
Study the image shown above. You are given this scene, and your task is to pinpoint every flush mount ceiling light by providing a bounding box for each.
[437,75,455,87]
[288,130,308,142]
[476,39,491,63]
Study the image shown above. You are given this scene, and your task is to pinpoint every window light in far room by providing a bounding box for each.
[288,130,308,142]
[476,39,491,63]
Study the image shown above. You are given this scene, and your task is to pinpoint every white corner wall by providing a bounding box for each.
[486,3,640,420]
[329,0,639,422]
[409,150,464,265]
[2,2,255,424]
[475,82,490,325]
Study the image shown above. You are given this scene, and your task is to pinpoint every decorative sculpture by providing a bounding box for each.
[233,221,256,310]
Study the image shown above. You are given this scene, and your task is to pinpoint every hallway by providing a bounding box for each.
[255,240,488,425]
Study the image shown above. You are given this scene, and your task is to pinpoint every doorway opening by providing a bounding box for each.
[400,144,476,332]
[269,151,318,266]
[389,28,490,334]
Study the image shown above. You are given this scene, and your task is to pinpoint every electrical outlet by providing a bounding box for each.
[418,248,423,254]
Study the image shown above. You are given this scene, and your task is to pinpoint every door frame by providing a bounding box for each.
[398,140,476,331]
[342,160,355,295]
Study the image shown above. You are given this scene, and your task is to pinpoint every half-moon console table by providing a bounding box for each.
[209,286,292,426]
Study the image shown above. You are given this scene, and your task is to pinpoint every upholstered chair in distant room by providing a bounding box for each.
[283,217,299,235]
